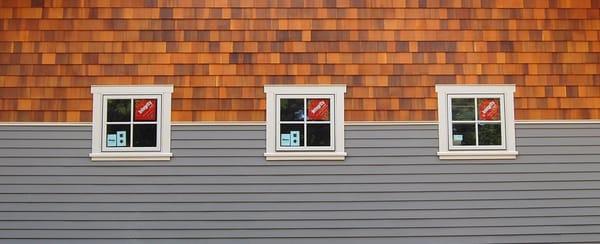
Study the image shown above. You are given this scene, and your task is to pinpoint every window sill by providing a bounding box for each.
[89,152,172,161]
[264,152,347,161]
[437,151,518,160]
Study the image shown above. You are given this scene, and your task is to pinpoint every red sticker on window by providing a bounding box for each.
[134,99,157,121]
[478,99,499,120]
[307,99,330,121]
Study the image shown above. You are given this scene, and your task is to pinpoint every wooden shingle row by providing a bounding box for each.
[0,0,598,121]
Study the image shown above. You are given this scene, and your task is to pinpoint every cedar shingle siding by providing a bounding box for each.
[0,0,598,121]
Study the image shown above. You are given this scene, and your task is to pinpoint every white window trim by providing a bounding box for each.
[435,84,518,160]
[264,84,346,161]
[90,85,173,161]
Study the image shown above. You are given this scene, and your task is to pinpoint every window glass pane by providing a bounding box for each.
[106,124,130,147]
[307,99,330,121]
[307,124,331,146]
[280,99,304,121]
[107,99,131,122]
[280,124,304,147]
[451,98,475,121]
[478,98,501,121]
[133,124,157,147]
[478,123,502,145]
[452,123,476,146]
[134,99,157,122]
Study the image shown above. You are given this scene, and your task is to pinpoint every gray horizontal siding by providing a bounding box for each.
[0,123,599,243]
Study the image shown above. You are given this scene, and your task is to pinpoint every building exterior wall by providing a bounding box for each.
[0,0,599,121]
[0,122,599,243]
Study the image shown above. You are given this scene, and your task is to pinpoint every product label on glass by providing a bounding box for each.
[107,134,117,147]
[281,131,301,147]
[134,99,157,121]
[479,99,499,120]
[281,134,291,146]
[307,99,329,121]
[290,131,300,146]
[116,131,127,147]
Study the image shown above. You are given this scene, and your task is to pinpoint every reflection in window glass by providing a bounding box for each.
[307,124,330,146]
[478,123,502,145]
[280,99,304,121]
[107,99,131,122]
[451,98,475,121]
[452,123,476,146]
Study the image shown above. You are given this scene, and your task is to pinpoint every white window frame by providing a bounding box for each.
[101,95,162,152]
[264,85,346,160]
[276,94,335,151]
[90,85,173,161]
[435,84,517,160]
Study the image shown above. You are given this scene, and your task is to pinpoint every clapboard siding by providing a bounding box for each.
[0,123,599,243]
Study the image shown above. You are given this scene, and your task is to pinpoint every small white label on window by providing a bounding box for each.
[281,134,291,146]
[453,134,463,142]
[107,134,117,147]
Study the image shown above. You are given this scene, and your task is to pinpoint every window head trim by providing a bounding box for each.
[264,84,346,161]
[90,85,173,161]
[435,84,517,160]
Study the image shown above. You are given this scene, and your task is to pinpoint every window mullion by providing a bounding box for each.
[130,98,134,148]
[303,98,307,148]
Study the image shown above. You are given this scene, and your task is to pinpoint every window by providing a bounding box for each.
[264,85,346,160]
[435,85,517,160]
[90,85,173,161]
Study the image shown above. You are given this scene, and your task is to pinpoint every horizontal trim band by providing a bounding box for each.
[0,120,599,126]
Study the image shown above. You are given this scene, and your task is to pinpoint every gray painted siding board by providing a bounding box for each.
[2,190,600,202]
[2,154,600,165]
[1,225,600,238]
[4,207,600,220]
[3,216,600,229]
[5,164,600,175]
[0,123,599,242]
[3,172,600,184]
[1,199,600,211]
[3,237,600,244]
[3,181,600,193]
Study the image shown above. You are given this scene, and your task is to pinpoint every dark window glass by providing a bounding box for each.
[133,124,157,147]
[107,99,131,122]
[106,124,130,147]
[477,98,501,121]
[280,124,304,147]
[478,123,502,145]
[307,124,330,146]
[451,98,475,121]
[307,99,330,121]
[452,123,476,146]
[280,99,304,121]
